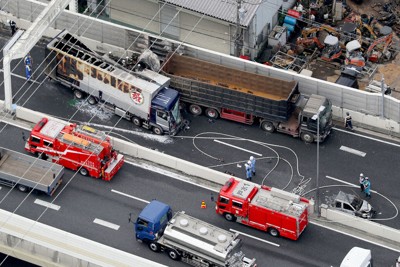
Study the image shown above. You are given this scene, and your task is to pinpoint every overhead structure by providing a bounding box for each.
[2,0,70,112]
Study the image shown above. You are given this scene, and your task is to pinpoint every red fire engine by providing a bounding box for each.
[25,118,124,181]
[215,178,309,240]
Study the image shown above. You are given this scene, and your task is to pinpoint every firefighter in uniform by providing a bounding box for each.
[359,173,365,192]
[7,19,16,36]
[249,156,256,176]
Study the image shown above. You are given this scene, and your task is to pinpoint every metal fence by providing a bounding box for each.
[2,0,400,124]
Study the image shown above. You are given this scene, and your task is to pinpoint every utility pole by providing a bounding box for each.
[234,0,242,57]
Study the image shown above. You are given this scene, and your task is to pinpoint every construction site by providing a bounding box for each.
[261,0,400,99]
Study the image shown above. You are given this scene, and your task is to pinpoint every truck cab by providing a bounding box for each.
[133,200,173,250]
[299,94,333,143]
[340,247,372,267]
[332,191,375,219]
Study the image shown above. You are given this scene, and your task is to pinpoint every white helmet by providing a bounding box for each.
[7,19,10,24]
[365,177,369,180]
[250,156,254,160]
[360,173,364,177]
[248,160,252,165]
[244,163,248,168]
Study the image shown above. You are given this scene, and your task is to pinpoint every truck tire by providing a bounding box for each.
[189,104,202,116]
[87,96,98,105]
[301,133,314,143]
[261,121,275,133]
[167,249,181,261]
[79,167,88,176]
[148,242,160,252]
[17,184,29,193]
[205,108,219,119]
[224,213,236,222]
[131,116,142,127]
[152,126,163,135]
[74,89,84,99]
[268,227,280,237]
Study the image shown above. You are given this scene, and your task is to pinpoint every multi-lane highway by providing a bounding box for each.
[0,31,400,266]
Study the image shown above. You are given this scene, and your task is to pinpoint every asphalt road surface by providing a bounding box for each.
[0,30,400,266]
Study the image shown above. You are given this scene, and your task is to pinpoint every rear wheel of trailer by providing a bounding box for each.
[261,121,276,133]
[167,249,181,261]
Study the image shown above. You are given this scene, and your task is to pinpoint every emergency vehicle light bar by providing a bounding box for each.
[221,178,235,192]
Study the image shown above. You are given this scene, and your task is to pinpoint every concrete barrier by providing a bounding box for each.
[0,209,166,267]
[320,205,400,245]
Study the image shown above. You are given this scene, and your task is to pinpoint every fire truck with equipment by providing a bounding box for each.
[215,178,309,240]
[131,200,256,267]
[24,118,124,181]
[45,30,184,136]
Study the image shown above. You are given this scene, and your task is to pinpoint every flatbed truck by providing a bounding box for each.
[0,147,64,196]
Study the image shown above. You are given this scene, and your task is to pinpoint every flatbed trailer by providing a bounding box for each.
[0,147,64,196]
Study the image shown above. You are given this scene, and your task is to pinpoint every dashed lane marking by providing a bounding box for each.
[34,199,60,211]
[339,146,366,157]
[214,140,263,156]
[93,218,120,230]
[111,189,149,204]
[230,229,280,247]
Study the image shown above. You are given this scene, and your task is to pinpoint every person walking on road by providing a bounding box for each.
[24,53,33,81]
[363,177,371,198]
[359,173,365,192]
[7,19,16,36]
[344,112,353,130]
[245,163,252,181]
[249,156,256,176]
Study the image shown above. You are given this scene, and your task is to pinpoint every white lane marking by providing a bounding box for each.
[34,199,60,211]
[111,189,150,204]
[310,221,400,253]
[339,146,366,157]
[213,140,262,156]
[230,229,280,247]
[326,176,377,193]
[124,160,220,193]
[334,127,400,148]
[93,218,120,230]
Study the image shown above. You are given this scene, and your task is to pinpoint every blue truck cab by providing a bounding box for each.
[133,200,173,251]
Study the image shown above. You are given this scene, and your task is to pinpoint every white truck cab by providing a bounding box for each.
[340,247,372,267]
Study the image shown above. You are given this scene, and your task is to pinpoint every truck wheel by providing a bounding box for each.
[74,89,84,99]
[167,249,181,261]
[261,121,275,133]
[205,108,219,119]
[152,126,163,135]
[17,184,29,193]
[268,227,280,237]
[131,116,142,127]
[224,213,236,222]
[148,242,160,252]
[189,104,202,116]
[87,96,98,105]
[79,167,88,176]
[301,133,314,143]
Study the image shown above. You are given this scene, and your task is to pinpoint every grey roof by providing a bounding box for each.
[164,0,260,27]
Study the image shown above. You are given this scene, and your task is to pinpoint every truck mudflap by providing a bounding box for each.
[104,154,124,181]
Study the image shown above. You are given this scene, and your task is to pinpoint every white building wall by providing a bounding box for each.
[180,13,231,54]
[110,0,159,34]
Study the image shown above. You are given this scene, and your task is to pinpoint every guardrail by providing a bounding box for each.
[0,209,166,267]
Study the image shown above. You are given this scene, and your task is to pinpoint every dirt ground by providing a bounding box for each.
[307,0,400,99]
[348,0,400,98]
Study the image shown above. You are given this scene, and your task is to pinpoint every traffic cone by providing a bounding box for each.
[201,200,207,209]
